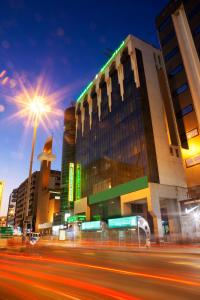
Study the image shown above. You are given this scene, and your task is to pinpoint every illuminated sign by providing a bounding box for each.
[108,216,138,229]
[67,215,86,223]
[64,213,71,222]
[76,164,81,200]
[68,163,74,202]
[81,221,101,231]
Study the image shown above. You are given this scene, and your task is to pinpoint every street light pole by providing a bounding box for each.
[23,115,38,236]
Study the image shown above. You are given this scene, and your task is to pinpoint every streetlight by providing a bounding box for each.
[8,77,64,237]
[23,96,51,236]
[23,97,47,234]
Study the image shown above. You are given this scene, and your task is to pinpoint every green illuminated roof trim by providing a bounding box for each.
[100,41,125,73]
[77,40,125,103]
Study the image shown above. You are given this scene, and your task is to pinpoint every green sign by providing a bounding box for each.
[0,226,13,238]
[76,164,81,200]
[81,221,101,231]
[68,162,74,202]
[67,215,86,223]
[108,216,138,229]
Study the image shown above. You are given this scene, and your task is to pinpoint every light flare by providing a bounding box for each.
[4,74,65,134]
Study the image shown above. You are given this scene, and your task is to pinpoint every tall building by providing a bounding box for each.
[14,137,61,233]
[14,171,40,229]
[7,188,17,226]
[0,181,4,210]
[72,34,188,239]
[60,106,76,214]
[35,137,60,234]
[156,0,200,191]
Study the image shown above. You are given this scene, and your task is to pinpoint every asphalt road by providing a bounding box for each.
[0,243,200,300]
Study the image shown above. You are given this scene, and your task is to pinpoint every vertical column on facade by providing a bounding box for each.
[80,101,85,135]
[88,95,93,129]
[116,55,124,100]
[147,188,163,241]
[96,80,102,121]
[172,5,200,129]
[128,41,140,88]
[105,68,112,112]
[75,105,78,141]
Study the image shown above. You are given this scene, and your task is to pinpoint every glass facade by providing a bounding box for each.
[60,106,76,212]
[75,48,159,220]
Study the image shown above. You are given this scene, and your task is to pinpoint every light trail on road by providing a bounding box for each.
[0,270,82,300]
[1,252,200,288]
[0,257,139,300]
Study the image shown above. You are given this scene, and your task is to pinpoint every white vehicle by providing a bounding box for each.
[30,232,40,244]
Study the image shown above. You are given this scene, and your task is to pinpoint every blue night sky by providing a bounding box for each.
[0,0,168,215]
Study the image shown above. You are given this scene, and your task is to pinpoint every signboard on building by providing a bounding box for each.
[68,163,74,202]
[76,164,81,200]
[81,221,101,231]
[108,216,138,229]
[67,215,86,223]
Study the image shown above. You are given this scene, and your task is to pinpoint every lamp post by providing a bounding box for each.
[22,96,50,237]
[23,115,38,236]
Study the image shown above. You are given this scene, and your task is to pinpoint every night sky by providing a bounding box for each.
[0,0,168,215]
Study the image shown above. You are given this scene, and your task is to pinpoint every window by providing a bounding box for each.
[168,64,183,77]
[173,83,188,96]
[176,104,193,118]
[161,31,175,46]
[181,104,193,116]
[186,154,200,168]
[175,149,179,158]
[164,47,179,62]
[158,16,171,32]
[186,128,199,140]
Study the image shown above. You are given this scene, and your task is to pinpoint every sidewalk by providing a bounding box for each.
[37,239,200,255]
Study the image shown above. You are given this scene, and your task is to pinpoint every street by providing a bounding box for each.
[0,242,200,299]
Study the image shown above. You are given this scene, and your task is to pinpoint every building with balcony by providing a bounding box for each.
[7,188,17,226]
[14,137,61,233]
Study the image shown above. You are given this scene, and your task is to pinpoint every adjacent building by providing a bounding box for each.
[35,137,61,234]
[14,137,61,233]
[7,188,17,226]
[60,106,76,215]
[14,171,40,230]
[156,0,200,191]
[67,34,189,239]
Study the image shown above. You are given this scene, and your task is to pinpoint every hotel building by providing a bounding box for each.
[61,34,190,239]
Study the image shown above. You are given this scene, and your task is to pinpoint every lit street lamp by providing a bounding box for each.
[9,77,64,236]
[23,96,51,236]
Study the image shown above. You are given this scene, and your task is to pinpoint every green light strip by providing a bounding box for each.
[77,40,125,103]
[75,163,81,200]
[68,162,74,202]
